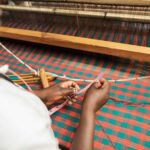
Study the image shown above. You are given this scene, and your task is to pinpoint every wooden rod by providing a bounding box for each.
[8,73,35,76]
[9,73,56,85]
[9,73,55,79]
[14,79,41,84]
[13,78,54,84]
[14,79,40,84]
[13,76,54,82]
[39,68,49,88]
[0,26,150,62]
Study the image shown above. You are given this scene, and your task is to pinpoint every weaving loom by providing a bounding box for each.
[0,0,150,150]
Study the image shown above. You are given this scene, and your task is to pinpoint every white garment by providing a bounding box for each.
[0,78,60,150]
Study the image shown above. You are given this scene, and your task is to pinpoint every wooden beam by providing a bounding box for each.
[0,26,150,62]
[49,0,150,6]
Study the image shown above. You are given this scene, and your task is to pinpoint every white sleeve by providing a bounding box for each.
[0,79,60,150]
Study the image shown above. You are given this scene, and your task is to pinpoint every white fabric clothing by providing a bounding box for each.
[0,78,60,150]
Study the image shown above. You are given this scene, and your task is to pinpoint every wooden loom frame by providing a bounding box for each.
[0,26,150,62]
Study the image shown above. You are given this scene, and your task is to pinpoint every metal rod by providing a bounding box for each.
[0,5,150,22]
[0,5,105,16]
[53,0,150,6]
[11,0,150,6]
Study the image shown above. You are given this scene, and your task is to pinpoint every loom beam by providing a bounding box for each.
[0,1,150,22]
[0,5,150,22]
[10,0,150,6]
[0,26,150,62]
[0,3,150,22]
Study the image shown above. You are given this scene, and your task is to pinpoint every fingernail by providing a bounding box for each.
[74,88,78,93]
[68,101,72,105]
[72,99,77,102]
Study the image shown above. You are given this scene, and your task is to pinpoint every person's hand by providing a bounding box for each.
[34,81,80,106]
[83,78,110,113]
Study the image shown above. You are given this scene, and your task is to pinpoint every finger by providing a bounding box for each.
[72,98,77,103]
[64,96,72,105]
[94,80,101,88]
[70,81,80,90]
[99,78,105,84]
[68,101,73,105]
[59,99,66,104]
[62,88,74,96]
[99,78,107,88]
[69,93,78,99]
[62,81,80,90]
[74,96,78,99]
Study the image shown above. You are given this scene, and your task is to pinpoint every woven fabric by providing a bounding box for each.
[0,39,150,150]
[2,15,150,47]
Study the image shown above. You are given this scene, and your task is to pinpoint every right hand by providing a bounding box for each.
[34,81,80,106]
[83,78,110,113]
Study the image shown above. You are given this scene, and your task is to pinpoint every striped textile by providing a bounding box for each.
[0,38,150,150]
[2,14,150,47]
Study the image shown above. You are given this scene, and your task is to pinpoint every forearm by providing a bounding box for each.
[70,105,95,150]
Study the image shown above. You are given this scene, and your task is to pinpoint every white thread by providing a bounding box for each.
[0,42,37,75]
[46,72,150,83]
[1,42,150,84]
